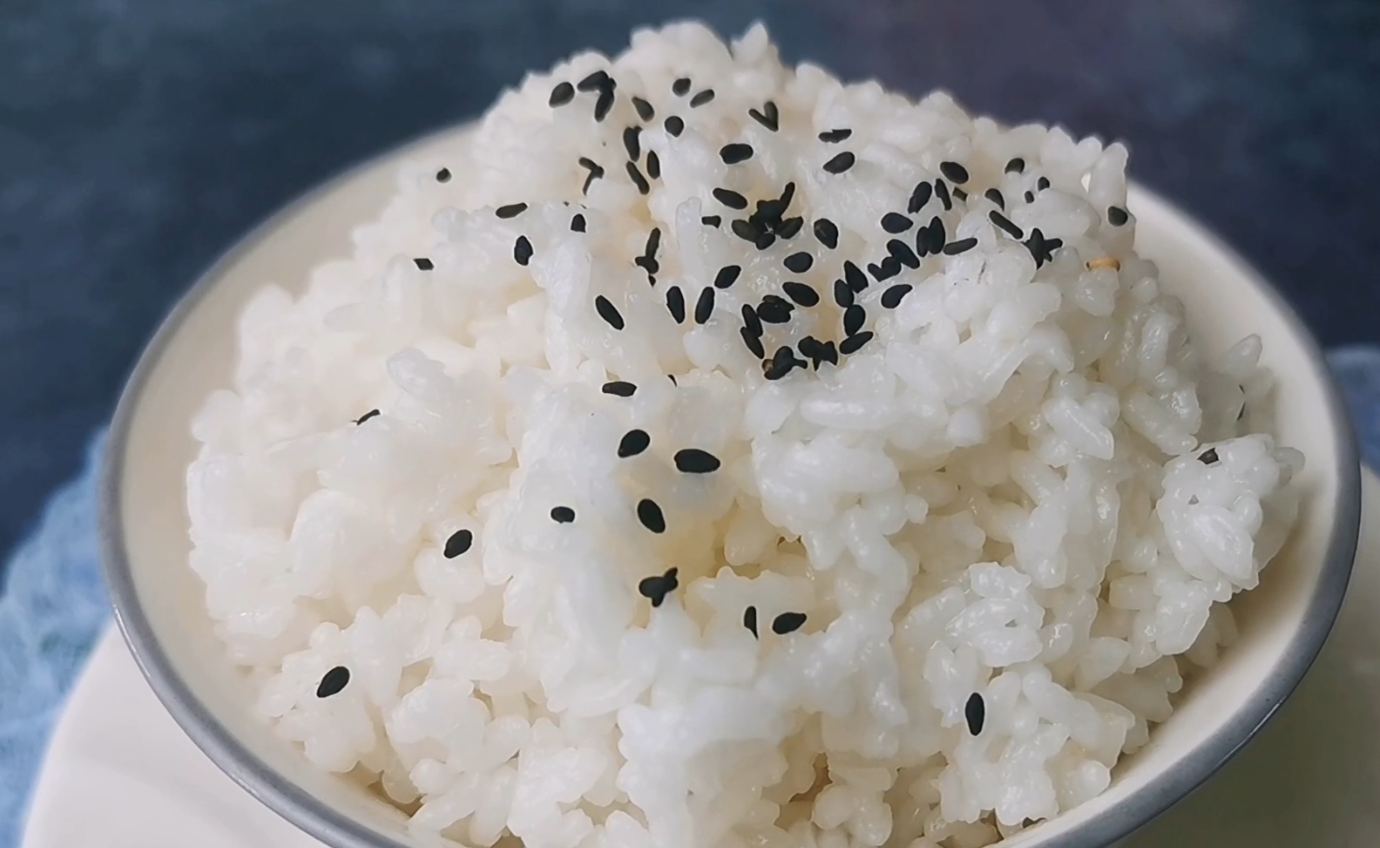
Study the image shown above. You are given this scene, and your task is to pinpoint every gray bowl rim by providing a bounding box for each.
[100,121,1361,848]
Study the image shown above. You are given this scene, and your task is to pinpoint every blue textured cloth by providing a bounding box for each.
[3,348,1380,848]
[0,434,109,848]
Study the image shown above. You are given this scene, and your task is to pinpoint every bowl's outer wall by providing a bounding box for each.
[100,124,1361,848]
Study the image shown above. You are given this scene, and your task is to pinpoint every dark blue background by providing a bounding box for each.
[1,0,1377,575]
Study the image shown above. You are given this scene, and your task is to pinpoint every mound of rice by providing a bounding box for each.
[186,22,1303,848]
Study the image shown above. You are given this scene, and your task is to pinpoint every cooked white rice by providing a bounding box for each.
[186,21,1303,848]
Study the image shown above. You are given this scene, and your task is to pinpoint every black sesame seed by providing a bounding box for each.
[690,89,715,108]
[748,101,779,131]
[665,285,686,324]
[720,143,754,165]
[757,297,794,324]
[953,187,968,201]
[435,167,452,183]
[672,77,692,96]
[444,529,474,558]
[578,157,605,194]
[638,567,679,608]
[813,218,839,249]
[571,213,587,233]
[496,203,528,219]
[823,151,856,174]
[772,612,807,635]
[762,360,792,381]
[355,409,381,425]
[1199,447,1220,465]
[695,286,716,325]
[882,212,913,234]
[990,210,1023,239]
[1024,191,1036,204]
[755,231,777,251]
[984,188,1005,209]
[943,237,979,256]
[783,281,820,307]
[634,254,659,275]
[744,605,759,638]
[701,215,721,227]
[674,448,721,474]
[839,332,874,355]
[731,218,762,243]
[413,257,435,271]
[549,82,576,107]
[626,161,650,195]
[551,505,576,523]
[713,188,749,210]
[776,216,804,240]
[594,295,625,330]
[763,345,803,380]
[316,666,351,699]
[1037,176,1051,191]
[623,126,642,160]
[818,128,852,143]
[922,216,947,255]
[935,178,952,211]
[1023,227,1064,268]
[664,115,685,137]
[646,151,661,180]
[712,266,741,291]
[577,70,611,92]
[881,256,903,277]
[740,326,766,358]
[618,429,651,458]
[594,88,616,122]
[644,227,661,259]
[602,381,637,397]
[752,205,780,231]
[965,692,986,735]
[833,279,854,308]
[772,180,794,215]
[844,304,866,336]
[940,161,970,184]
[1005,157,1026,174]
[843,261,867,292]
[636,498,666,533]
[667,374,678,386]
[881,284,913,309]
[908,181,933,214]
[798,336,823,364]
[818,340,838,366]
[887,239,920,269]
[1108,205,1130,226]
[783,252,814,273]
[632,96,655,121]
[741,303,763,337]
[514,236,533,266]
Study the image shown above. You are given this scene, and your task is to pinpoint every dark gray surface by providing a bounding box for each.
[2,0,1378,572]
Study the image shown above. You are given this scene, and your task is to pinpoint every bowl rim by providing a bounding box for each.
[99,122,1361,848]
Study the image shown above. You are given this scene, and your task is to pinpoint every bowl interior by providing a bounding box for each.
[103,125,1357,848]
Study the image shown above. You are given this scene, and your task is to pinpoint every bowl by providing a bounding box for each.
[100,122,1361,848]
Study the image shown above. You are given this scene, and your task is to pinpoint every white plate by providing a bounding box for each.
[22,467,1380,847]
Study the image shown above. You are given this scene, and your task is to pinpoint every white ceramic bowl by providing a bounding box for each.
[100,124,1361,848]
